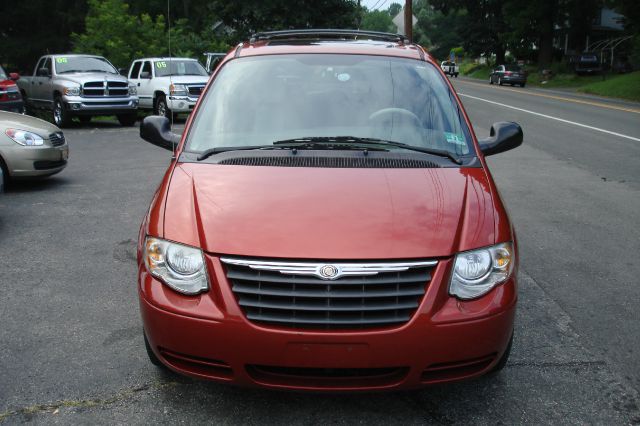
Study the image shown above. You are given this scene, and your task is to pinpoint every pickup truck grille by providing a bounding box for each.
[221,257,437,330]
[82,81,129,97]
[187,85,205,97]
[48,132,65,147]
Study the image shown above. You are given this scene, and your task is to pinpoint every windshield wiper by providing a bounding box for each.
[196,145,282,161]
[273,136,462,165]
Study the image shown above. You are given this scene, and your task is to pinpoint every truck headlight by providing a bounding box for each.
[128,85,137,95]
[449,242,514,300]
[143,237,208,295]
[64,86,81,96]
[169,84,188,96]
[5,129,44,146]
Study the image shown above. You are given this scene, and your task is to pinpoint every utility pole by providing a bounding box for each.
[404,0,413,43]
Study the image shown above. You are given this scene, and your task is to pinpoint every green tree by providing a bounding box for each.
[209,0,360,40]
[72,0,166,68]
[360,9,395,32]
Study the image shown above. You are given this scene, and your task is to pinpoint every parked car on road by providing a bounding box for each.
[16,54,139,127]
[128,57,208,118]
[0,65,24,114]
[138,29,522,391]
[440,60,459,77]
[489,64,527,87]
[0,110,68,187]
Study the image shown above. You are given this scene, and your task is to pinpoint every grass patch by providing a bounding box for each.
[460,62,492,80]
[578,71,640,102]
[526,72,602,88]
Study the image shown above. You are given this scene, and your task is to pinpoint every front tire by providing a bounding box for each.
[491,333,513,373]
[53,97,73,128]
[117,113,137,126]
[143,332,162,366]
[154,94,170,118]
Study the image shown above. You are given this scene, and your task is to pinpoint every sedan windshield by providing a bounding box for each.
[186,54,473,157]
[154,60,207,77]
[55,56,118,74]
[0,66,7,80]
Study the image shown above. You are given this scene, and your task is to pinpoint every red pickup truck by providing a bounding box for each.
[0,65,24,114]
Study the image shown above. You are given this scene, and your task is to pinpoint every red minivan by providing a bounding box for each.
[138,30,522,391]
[0,65,24,114]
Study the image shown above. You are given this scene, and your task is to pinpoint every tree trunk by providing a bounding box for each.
[496,46,506,64]
[537,2,555,68]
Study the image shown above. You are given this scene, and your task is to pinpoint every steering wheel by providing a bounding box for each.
[368,108,421,126]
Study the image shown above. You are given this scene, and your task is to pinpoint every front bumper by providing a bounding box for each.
[62,95,138,115]
[167,96,198,113]
[139,256,517,391]
[0,142,68,178]
[0,99,25,114]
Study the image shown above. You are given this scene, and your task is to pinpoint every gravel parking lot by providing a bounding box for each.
[1,91,639,424]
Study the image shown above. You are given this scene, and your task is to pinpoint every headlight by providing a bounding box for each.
[128,85,137,95]
[64,86,81,96]
[449,242,514,300]
[143,237,208,295]
[5,129,44,146]
[169,84,188,96]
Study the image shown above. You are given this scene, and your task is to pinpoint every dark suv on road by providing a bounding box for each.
[138,29,522,391]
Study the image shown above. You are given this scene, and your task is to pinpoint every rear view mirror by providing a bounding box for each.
[9,73,20,81]
[478,122,523,156]
[140,116,180,151]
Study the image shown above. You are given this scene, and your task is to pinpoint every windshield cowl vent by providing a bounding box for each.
[217,156,440,168]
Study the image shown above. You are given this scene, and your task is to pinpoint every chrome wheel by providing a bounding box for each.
[157,99,167,117]
[53,100,63,126]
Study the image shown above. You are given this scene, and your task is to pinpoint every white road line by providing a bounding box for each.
[458,93,640,143]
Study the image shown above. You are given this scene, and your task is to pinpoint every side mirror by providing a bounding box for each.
[478,122,523,156]
[140,116,180,151]
[118,68,127,76]
[139,71,150,79]
[37,68,50,77]
[9,73,20,81]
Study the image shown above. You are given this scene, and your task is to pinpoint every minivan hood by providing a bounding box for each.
[163,163,496,259]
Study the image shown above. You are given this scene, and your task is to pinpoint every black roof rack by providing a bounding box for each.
[250,29,408,44]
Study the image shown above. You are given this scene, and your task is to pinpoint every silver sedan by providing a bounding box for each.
[0,110,68,186]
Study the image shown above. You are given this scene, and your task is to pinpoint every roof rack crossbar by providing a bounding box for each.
[250,29,408,44]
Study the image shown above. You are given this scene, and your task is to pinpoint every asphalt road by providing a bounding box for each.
[0,80,639,424]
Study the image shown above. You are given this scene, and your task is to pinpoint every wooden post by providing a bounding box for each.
[405,0,413,43]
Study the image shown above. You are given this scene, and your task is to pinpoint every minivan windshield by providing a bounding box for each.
[55,56,118,74]
[186,54,473,157]
[154,60,207,77]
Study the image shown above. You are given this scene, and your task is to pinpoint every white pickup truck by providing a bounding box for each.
[440,61,459,78]
[127,58,209,117]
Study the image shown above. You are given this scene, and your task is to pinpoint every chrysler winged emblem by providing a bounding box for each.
[317,264,341,280]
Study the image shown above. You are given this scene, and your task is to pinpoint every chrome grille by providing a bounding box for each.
[222,258,437,329]
[187,85,204,97]
[82,81,128,97]
[49,132,65,147]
